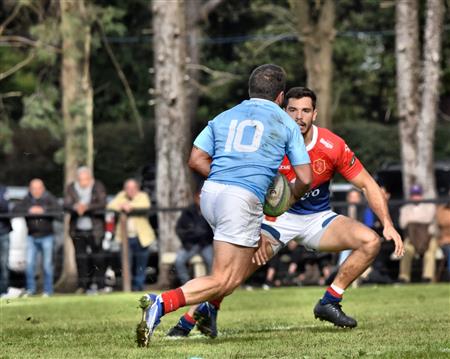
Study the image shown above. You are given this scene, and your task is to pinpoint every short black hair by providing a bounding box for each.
[248,64,286,101]
[283,87,317,109]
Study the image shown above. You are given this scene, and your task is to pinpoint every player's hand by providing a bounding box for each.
[383,224,404,258]
[252,235,274,266]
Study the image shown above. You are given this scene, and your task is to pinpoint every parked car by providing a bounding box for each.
[375,160,450,199]
[4,186,64,288]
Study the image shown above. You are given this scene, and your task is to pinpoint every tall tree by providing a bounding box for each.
[60,0,94,185]
[395,0,444,198]
[57,0,94,290]
[152,0,192,288]
[289,0,336,129]
[416,0,445,197]
[185,0,223,129]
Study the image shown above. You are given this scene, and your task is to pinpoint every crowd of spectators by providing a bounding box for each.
[0,171,449,298]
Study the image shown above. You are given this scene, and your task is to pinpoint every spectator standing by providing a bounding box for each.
[0,185,12,295]
[398,184,437,283]
[13,179,60,296]
[174,188,213,285]
[107,179,156,291]
[436,192,450,279]
[64,167,107,293]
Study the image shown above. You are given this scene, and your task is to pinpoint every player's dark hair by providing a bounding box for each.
[248,64,286,101]
[283,87,317,109]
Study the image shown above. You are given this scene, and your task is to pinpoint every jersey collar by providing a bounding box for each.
[306,125,318,151]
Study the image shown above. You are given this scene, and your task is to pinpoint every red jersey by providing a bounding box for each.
[279,125,363,214]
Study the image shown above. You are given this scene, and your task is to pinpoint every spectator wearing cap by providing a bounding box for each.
[398,184,438,283]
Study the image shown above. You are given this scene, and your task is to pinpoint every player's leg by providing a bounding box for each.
[314,215,381,328]
[167,234,277,338]
[137,182,261,346]
[167,304,199,337]
[137,241,255,346]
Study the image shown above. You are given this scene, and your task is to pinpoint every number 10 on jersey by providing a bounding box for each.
[224,119,265,153]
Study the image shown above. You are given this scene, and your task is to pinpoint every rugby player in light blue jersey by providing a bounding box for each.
[136,64,312,347]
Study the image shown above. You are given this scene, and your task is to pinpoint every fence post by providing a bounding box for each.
[119,213,131,292]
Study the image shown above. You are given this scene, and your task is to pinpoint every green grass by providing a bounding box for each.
[1,284,449,358]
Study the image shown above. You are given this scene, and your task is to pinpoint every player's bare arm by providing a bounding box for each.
[349,168,404,257]
[188,146,212,177]
[290,163,312,204]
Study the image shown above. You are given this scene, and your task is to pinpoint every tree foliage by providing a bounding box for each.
[0,0,449,195]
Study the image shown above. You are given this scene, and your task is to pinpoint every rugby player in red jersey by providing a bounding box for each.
[167,87,404,337]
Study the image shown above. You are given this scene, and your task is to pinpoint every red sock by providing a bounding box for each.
[161,288,186,314]
[183,313,196,325]
[209,297,224,310]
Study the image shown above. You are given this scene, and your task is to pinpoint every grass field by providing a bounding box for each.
[1,284,449,359]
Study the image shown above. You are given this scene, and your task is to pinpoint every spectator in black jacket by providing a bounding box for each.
[174,189,213,284]
[14,179,60,296]
[0,185,12,295]
[64,167,107,293]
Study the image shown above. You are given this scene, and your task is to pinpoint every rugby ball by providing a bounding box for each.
[263,173,291,217]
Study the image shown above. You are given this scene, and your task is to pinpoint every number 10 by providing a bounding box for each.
[224,119,265,153]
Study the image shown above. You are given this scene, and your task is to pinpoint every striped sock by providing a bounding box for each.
[161,288,186,314]
[209,297,223,310]
[320,284,344,305]
[178,313,196,331]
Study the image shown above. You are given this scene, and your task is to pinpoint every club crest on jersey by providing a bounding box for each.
[313,159,326,174]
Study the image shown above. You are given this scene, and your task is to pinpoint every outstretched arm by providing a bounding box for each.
[350,169,404,257]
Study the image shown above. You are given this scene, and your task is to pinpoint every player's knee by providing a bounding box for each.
[363,232,381,257]
[213,276,241,298]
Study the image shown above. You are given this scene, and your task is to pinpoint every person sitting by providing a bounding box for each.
[174,188,213,285]
[107,179,156,291]
[13,179,60,296]
[436,191,450,280]
[263,240,303,289]
[398,184,437,283]
[0,184,12,296]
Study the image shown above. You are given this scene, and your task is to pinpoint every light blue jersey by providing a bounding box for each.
[193,98,310,203]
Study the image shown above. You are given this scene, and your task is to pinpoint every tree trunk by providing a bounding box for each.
[185,0,202,131]
[56,0,93,292]
[185,0,223,134]
[396,0,443,199]
[152,0,192,289]
[395,0,420,198]
[416,0,444,198]
[289,0,336,129]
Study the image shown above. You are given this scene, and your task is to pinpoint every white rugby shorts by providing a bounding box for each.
[261,210,340,252]
[200,180,263,248]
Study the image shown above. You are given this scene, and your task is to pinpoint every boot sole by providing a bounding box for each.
[314,313,357,329]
